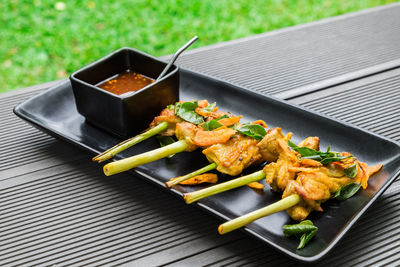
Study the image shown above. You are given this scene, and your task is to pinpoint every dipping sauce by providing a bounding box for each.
[97,70,154,95]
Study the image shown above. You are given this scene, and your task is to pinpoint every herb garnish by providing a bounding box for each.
[174,101,204,124]
[287,141,352,165]
[156,136,177,158]
[202,102,217,112]
[200,115,229,131]
[344,163,358,178]
[236,124,267,140]
[298,228,318,250]
[283,220,318,249]
[334,183,362,200]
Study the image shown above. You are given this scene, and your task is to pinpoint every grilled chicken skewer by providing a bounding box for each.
[93,99,187,163]
[95,98,219,163]
[219,160,382,234]
[102,100,253,176]
[183,128,305,203]
[94,98,384,243]
[217,132,383,234]
[104,123,263,177]
[166,132,263,187]
[181,126,381,235]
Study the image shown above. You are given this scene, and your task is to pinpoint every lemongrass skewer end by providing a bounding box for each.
[184,170,266,204]
[166,162,217,187]
[218,194,301,234]
[93,121,168,163]
[103,139,187,176]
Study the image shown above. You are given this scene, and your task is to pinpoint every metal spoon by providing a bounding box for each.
[156,36,198,81]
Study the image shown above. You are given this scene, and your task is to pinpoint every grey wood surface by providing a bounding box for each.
[2,3,400,266]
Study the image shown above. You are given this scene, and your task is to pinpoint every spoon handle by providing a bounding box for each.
[157,36,198,81]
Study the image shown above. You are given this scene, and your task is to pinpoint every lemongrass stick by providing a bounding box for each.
[104,140,187,176]
[184,170,266,204]
[93,122,168,163]
[218,194,301,234]
[166,162,217,187]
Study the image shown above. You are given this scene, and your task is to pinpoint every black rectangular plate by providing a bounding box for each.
[14,68,400,262]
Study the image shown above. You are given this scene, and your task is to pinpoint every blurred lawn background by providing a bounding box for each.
[1,0,397,93]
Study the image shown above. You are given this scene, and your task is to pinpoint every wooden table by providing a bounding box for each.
[2,3,400,266]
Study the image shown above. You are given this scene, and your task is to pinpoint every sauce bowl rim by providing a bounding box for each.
[70,47,179,100]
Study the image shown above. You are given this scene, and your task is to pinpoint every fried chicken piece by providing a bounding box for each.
[298,158,323,167]
[197,100,210,108]
[175,122,200,152]
[247,181,265,190]
[257,128,288,162]
[283,161,382,221]
[283,169,351,221]
[298,137,320,151]
[149,107,182,136]
[149,100,211,136]
[263,139,297,191]
[202,134,263,176]
[218,116,242,127]
[193,128,236,147]
[196,109,228,120]
[281,181,313,221]
[327,152,383,189]
[263,134,317,192]
[176,122,239,151]
[177,173,218,185]
[359,163,383,189]
[194,100,229,120]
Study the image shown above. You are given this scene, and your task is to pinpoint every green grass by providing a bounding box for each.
[0,0,397,93]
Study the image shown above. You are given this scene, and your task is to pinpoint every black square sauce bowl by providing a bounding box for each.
[70,47,179,137]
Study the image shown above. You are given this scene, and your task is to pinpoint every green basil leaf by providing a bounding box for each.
[236,124,266,140]
[229,123,239,129]
[201,120,223,131]
[287,141,320,157]
[174,101,204,124]
[300,155,323,161]
[282,224,318,237]
[328,151,337,157]
[166,104,175,110]
[297,229,317,250]
[334,183,362,200]
[320,155,352,165]
[157,136,175,147]
[156,136,176,158]
[288,141,353,165]
[174,102,181,115]
[200,115,230,131]
[216,114,229,120]
[283,220,318,249]
[299,220,313,226]
[294,220,315,238]
[344,163,358,178]
[202,102,217,112]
